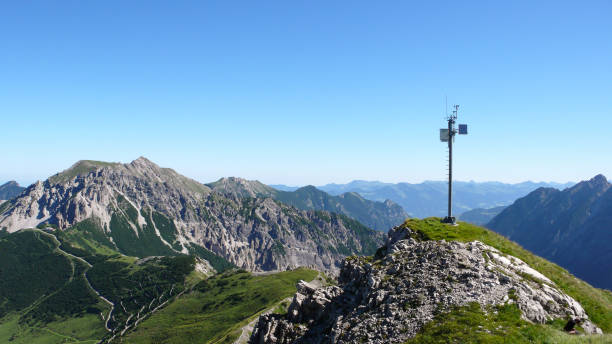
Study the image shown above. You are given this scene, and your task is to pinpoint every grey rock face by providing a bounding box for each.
[250,226,602,343]
[0,158,384,273]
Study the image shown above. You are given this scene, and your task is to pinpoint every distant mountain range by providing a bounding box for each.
[0,158,383,274]
[487,174,612,290]
[209,177,408,231]
[273,180,575,218]
[0,181,25,200]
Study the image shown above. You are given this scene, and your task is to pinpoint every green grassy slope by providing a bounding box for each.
[121,268,318,344]
[56,218,120,257]
[0,230,73,317]
[0,225,207,344]
[54,225,202,339]
[399,218,612,338]
[87,255,196,331]
[406,302,612,344]
[0,313,104,344]
[0,230,108,344]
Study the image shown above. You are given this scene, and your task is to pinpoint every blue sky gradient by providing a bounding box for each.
[2,1,611,186]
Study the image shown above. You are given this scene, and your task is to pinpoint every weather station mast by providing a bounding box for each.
[440,104,468,225]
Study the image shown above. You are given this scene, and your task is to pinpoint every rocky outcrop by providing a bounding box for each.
[0,158,384,273]
[250,226,602,343]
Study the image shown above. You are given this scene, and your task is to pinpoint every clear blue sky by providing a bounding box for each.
[2,1,611,186]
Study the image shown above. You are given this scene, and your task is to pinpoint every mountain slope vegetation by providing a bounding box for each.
[0,225,323,344]
[121,268,319,344]
[0,226,209,344]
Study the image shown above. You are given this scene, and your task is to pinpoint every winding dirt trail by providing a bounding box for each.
[35,229,115,332]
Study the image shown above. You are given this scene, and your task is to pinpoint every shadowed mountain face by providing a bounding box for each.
[0,181,25,200]
[0,158,384,274]
[458,206,507,225]
[208,177,408,231]
[487,175,612,290]
[314,180,574,218]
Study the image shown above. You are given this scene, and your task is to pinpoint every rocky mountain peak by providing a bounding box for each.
[586,174,609,188]
[299,185,318,192]
[250,224,602,343]
[0,158,383,274]
[128,156,159,170]
[48,159,120,185]
[49,157,170,186]
[207,177,274,198]
[0,181,26,201]
[568,174,610,193]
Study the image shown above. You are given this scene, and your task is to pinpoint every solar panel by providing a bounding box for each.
[458,124,468,135]
[440,129,449,142]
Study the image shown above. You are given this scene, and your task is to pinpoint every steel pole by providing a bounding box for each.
[448,118,453,221]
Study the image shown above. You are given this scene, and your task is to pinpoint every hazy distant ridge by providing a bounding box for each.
[273,180,575,218]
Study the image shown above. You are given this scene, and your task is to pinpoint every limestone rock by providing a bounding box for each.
[250,226,602,343]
